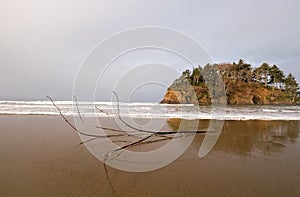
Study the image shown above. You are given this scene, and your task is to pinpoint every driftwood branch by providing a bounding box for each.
[48,93,213,195]
[48,93,212,160]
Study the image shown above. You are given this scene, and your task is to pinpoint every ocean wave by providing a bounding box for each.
[0,101,300,120]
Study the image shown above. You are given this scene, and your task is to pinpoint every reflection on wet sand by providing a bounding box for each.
[215,120,299,156]
[1,116,300,196]
[168,119,299,157]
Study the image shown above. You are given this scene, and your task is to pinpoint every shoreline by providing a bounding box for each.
[1,113,300,121]
[1,114,299,121]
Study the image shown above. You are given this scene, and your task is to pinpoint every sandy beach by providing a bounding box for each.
[2,0,300,196]
[1,115,300,196]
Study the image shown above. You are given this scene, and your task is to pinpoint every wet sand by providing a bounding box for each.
[1,115,300,196]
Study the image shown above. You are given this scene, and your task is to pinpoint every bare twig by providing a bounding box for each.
[79,138,133,145]
[46,96,124,138]
[112,91,209,135]
[72,95,133,134]
[104,134,155,159]
[95,106,109,115]
[103,162,116,196]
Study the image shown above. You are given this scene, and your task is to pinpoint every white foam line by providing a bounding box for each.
[1,111,300,120]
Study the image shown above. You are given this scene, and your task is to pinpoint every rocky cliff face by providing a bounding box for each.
[160,86,210,105]
[161,82,295,105]
[226,83,293,105]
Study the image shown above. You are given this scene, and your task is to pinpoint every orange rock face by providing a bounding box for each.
[161,82,295,105]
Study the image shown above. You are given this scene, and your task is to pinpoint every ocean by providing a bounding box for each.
[1,100,300,120]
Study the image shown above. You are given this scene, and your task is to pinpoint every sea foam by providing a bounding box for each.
[0,101,299,120]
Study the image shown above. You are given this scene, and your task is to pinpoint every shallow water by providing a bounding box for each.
[0,116,300,196]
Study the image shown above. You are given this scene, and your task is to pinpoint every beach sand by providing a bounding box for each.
[1,115,300,196]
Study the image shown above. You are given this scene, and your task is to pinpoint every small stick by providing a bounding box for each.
[105,134,155,159]
[112,91,209,135]
[72,95,132,134]
[95,106,109,115]
[47,96,125,138]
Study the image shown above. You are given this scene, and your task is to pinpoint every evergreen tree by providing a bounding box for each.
[269,65,285,90]
[285,73,299,101]
[182,69,191,87]
[236,59,252,82]
[191,67,201,85]
[258,63,270,87]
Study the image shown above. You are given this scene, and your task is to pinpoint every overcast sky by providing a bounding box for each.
[1,0,299,101]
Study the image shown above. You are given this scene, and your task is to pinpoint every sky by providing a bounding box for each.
[1,0,299,101]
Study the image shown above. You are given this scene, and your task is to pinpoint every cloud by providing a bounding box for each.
[0,0,299,100]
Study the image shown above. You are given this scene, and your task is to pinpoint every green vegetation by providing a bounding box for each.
[163,59,300,105]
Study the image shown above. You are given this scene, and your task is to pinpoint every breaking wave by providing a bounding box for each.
[0,101,300,120]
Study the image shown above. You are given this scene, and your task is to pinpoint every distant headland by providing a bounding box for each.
[161,59,300,105]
